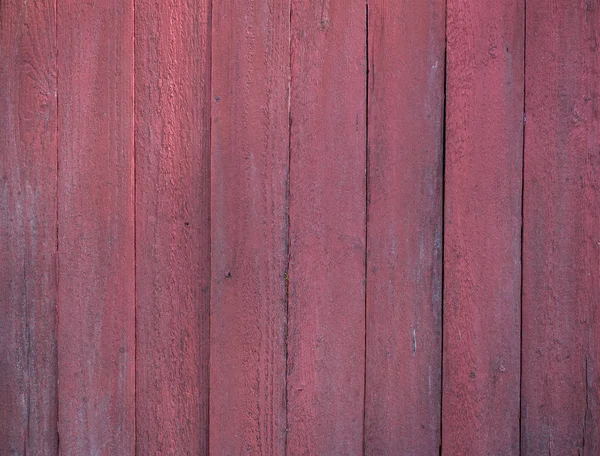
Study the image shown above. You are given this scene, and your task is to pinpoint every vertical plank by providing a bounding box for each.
[286,1,366,453]
[0,1,58,454]
[443,1,524,454]
[134,1,210,453]
[521,2,600,454]
[209,0,290,453]
[57,1,135,454]
[364,0,445,453]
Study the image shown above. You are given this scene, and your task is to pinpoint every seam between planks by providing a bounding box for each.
[23,6,32,452]
[208,0,213,451]
[439,0,449,453]
[132,0,137,453]
[54,0,60,452]
[363,3,369,455]
[207,0,213,451]
[519,1,527,454]
[284,1,293,454]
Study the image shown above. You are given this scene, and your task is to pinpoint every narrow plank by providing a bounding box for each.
[57,1,135,454]
[0,1,58,454]
[364,0,445,453]
[521,2,600,454]
[134,1,210,453]
[209,0,290,453]
[286,1,366,453]
[442,1,524,454]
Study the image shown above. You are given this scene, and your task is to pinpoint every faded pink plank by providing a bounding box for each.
[521,2,600,454]
[134,1,211,453]
[0,1,58,454]
[443,0,524,454]
[209,0,290,453]
[365,0,445,453]
[57,1,135,454]
[287,1,366,453]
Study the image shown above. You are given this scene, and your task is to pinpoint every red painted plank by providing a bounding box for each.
[364,1,445,453]
[442,1,524,454]
[134,1,210,453]
[286,1,366,453]
[57,1,135,454]
[521,2,600,454]
[0,1,57,454]
[209,0,290,453]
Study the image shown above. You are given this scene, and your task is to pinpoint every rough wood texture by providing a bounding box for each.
[364,1,445,453]
[7,1,600,453]
[286,1,366,453]
[57,1,135,454]
[209,0,290,453]
[134,1,211,454]
[443,1,524,454]
[521,2,600,454]
[0,1,58,454]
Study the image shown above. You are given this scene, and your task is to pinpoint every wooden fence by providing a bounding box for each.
[1,0,598,454]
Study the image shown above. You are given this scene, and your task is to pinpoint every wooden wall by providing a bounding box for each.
[1,0,598,454]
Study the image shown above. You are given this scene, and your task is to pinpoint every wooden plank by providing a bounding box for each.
[56,1,135,454]
[209,0,290,453]
[364,1,445,453]
[0,1,58,454]
[134,1,210,453]
[286,1,366,453]
[442,1,524,454]
[521,2,600,454]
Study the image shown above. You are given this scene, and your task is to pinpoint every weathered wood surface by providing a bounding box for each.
[2,1,600,454]
[0,1,58,454]
[134,1,211,453]
[209,0,290,453]
[287,1,367,453]
[57,1,135,453]
[364,0,445,453]
[443,0,524,454]
[521,1,600,454]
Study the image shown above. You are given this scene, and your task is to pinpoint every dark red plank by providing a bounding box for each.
[365,1,445,453]
[442,1,524,454]
[286,1,366,453]
[134,1,210,453]
[57,1,135,454]
[0,1,57,454]
[209,0,290,453]
[521,2,600,454]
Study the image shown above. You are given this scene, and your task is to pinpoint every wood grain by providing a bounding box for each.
[209,0,290,453]
[57,1,135,453]
[521,1,600,454]
[364,1,445,453]
[286,1,366,453]
[134,1,211,453]
[0,1,58,454]
[442,0,524,454]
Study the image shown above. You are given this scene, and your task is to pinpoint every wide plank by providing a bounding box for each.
[209,0,290,453]
[57,1,135,453]
[442,1,524,454]
[287,1,367,453]
[365,0,445,453]
[134,1,211,453]
[521,2,600,454]
[0,1,58,454]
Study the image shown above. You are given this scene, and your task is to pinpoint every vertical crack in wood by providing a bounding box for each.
[284,1,293,454]
[363,3,369,455]
[439,0,449,453]
[519,1,526,453]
